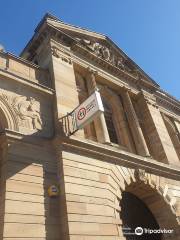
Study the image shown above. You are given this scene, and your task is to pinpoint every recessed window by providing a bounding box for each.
[103,100,118,144]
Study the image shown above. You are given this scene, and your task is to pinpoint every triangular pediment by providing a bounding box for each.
[46,15,159,88]
[21,13,159,88]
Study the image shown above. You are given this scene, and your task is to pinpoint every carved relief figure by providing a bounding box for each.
[100,46,111,61]
[116,57,125,70]
[13,96,42,130]
[76,38,136,74]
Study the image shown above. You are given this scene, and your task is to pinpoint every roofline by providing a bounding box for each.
[105,36,159,87]
[44,13,106,37]
[20,13,160,88]
[20,12,106,57]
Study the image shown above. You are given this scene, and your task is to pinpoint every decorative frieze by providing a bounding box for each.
[76,38,137,75]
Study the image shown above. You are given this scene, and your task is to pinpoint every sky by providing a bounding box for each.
[0,0,180,99]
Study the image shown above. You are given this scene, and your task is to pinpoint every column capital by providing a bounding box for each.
[86,67,98,93]
[121,85,131,93]
[86,67,98,76]
[138,90,158,108]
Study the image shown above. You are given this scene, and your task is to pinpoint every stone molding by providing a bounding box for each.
[138,90,158,108]
[75,38,136,74]
[51,45,72,65]
[19,16,180,116]
[0,68,54,96]
[115,167,180,228]
[20,20,180,116]
[156,90,180,116]
[56,135,180,181]
[58,137,180,229]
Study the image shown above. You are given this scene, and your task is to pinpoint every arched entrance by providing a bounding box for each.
[119,179,179,240]
[121,191,162,239]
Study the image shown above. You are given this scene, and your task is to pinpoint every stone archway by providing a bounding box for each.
[0,94,19,131]
[120,191,162,240]
[108,165,180,239]
[114,168,180,240]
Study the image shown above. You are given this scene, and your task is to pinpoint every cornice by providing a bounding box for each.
[4,52,43,69]
[0,69,54,96]
[72,42,159,91]
[72,53,139,95]
[54,135,180,181]
[156,90,180,115]
[47,17,106,39]
[19,15,179,110]
[73,38,159,89]
[47,16,159,90]
[49,41,138,94]
[20,20,159,93]
[0,129,52,146]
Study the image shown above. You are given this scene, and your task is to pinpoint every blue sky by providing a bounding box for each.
[1,0,180,99]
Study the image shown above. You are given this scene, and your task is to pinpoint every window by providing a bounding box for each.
[103,100,118,144]
[163,115,180,160]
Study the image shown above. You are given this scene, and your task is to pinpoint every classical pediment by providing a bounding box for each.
[21,13,159,89]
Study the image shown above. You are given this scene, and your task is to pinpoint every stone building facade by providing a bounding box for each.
[0,13,180,240]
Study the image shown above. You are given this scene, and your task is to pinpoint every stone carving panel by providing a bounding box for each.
[134,168,147,183]
[0,91,50,135]
[76,38,136,74]
[12,96,42,130]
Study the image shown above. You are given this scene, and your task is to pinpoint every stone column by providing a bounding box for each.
[86,68,110,144]
[50,45,84,138]
[137,91,179,165]
[121,89,150,156]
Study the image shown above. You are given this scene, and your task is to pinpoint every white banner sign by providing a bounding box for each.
[74,91,104,129]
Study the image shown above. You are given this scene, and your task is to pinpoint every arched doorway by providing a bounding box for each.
[119,180,179,240]
[120,191,162,239]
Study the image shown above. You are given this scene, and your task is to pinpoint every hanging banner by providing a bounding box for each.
[74,91,104,129]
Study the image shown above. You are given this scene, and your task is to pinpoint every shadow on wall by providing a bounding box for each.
[0,98,69,240]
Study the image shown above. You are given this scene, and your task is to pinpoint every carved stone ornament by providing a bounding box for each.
[0,92,43,130]
[51,46,72,64]
[13,96,42,130]
[140,90,158,108]
[76,38,136,74]
[134,168,147,182]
